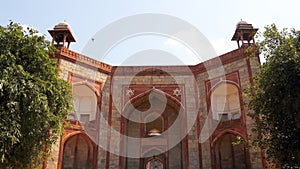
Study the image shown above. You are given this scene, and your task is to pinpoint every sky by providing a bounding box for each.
[1,0,299,65]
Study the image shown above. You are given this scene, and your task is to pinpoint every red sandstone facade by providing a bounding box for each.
[44,21,264,169]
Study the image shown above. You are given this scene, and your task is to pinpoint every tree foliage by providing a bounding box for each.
[0,22,73,168]
[247,24,300,168]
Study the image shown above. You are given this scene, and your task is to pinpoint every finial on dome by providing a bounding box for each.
[56,20,70,28]
[237,19,248,26]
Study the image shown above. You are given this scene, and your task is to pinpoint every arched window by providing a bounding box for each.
[211,83,241,121]
[214,133,247,169]
[146,158,164,169]
[62,134,94,169]
[72,85,97,123]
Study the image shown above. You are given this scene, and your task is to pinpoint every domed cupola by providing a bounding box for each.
[48,21,76,49]
[231,20,258,48]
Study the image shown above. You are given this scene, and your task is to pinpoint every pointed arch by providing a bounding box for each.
[213,132,248,169]
[72,83,98,123]
[143,148,165,169]
[123,88,184,113]
[145,157,164,169]
[209,81,242,121]
[72,81,100,96]
[212,130,245,145]
[120,87,187,169]
[61,133,95,169]
[208,79,240,94]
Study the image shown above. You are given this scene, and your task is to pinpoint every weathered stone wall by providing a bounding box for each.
[46,59,109,169]
[59,59,108,83]
[246,56,264,169]
[107,71,200,169]
[46,51,262,169]
[196,55,263,169]
[98,76,111,169]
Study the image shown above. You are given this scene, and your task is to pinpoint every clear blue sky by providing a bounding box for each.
[1,0,299,65]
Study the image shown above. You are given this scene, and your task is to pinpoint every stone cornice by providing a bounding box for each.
[190,47,255,74]
[52,46,256,76]
[52,46,112,74]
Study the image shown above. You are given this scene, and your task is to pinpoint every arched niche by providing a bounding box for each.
[214,133,248,169]
[72,84,97,123]
[211,83,241,121]
[123,89,182,138]
[146,157,164,169]
[121,89,186,169]
[62,134,94,169]
[143,148,165,169]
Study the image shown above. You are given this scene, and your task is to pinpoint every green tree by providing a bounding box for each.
[247,24,300,168]
[0,22,73,168]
